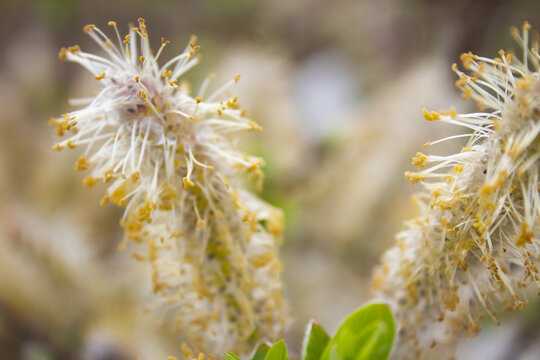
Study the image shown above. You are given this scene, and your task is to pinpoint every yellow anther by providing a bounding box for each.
[51,143,64,151]
[195,97,202,104]
[515,222,534,247]
[183,177,194,189]
[510,26,520,38]
[74,155,90,171]
[479,183,494,198]
[197,219,206,229]
[131,253,145,261]
[247,120,262,131]
[412,152,428,168]
[523,21,531,31]
[123,34,131,44]
[422,109,440,121]
[516,77,532,89]
[404,171,424,186]
[58,48,68,61]
[68,45,80,54]
[461,87,472,99]
[83,24,95,33]
[107,21,117,26]
[95,72,106,80]
[130,171,140,182]
[234,74,241,83]
[139,56,145,62]
[138,17,145,24]
[103,168,114,182]
[100,195,109,205]
[83,176,96,187]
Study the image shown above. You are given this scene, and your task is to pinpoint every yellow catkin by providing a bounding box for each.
[374,22,540,359]
[52,19,287,355]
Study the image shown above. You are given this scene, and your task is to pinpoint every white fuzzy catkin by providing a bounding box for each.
[51,19,286,354]
[373,22,540,359]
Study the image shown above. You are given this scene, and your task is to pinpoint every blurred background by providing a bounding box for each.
[0,0,539,359]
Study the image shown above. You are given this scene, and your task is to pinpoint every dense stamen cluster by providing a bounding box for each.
[373,22,540,359]
[51,19,286,354]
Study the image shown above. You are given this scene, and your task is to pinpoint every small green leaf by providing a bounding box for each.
[225,352,242,360]
[302,321,331,360]
[251,343,271,360]
[321,303,395,360]
[264,340,288,360]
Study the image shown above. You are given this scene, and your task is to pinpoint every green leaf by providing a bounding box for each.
[225,352,242,360]
[302,321,331,360]
[251,343,271,360]
[321,303,395,360]
[264,340,288,360]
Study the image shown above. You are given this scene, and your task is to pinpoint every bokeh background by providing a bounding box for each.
[0,0,539,359]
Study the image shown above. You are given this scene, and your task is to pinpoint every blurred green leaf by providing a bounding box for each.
[264,340,288,360]
[225,352,242,360]
[321,303,395,360]
[251,343,271,360]
[302,321,331,360]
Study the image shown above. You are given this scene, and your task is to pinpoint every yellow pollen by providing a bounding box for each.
[51,143,64,151]
[58,48,68,61]
[405,171,424,186]
[423,109,441,121]
[68,45,80,54]
[183,177,195,189]
[74,155,90,171]
[197,220,206,229]
[83,176,97,187]
[95,72,106,80]
[83,24,95,33]
[412,152,428,168]
[510,26,520,38]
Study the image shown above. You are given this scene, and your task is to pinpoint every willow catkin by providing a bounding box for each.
[373,22,540,359]
[51,19,286,354]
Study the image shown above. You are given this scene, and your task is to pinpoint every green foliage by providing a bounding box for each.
[321,303,395,360]
[264,340,288,360]
[228,303,395,360]
[302,321,331,360]
[225,352,242,360]
[251,343,271,360]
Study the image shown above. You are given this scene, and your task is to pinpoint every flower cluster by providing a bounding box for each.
[51,19,286,354]
[373,22,540,359]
